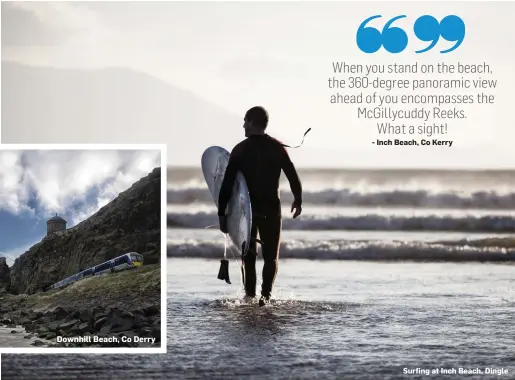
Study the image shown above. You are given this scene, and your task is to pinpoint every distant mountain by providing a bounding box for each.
[5,62,503,169]
[1,61,242,165]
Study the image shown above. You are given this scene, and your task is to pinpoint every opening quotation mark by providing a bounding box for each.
[356,15,408,54]
[356,15,465,54]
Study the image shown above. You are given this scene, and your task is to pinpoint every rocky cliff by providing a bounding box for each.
[0,257,10,292]
[9,167,161,295]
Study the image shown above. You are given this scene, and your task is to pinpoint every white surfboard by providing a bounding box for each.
[201,146,252,255]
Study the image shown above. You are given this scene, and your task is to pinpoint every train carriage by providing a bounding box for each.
[48,252,144,290]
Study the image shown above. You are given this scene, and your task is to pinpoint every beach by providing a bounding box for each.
[2,168,515,379]
[2,258,514,379]
[0,325,52,348]
[0,265,161,349]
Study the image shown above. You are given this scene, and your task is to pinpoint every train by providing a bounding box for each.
[48,252,144,290]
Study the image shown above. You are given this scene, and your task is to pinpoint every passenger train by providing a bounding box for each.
[48,252,144,290]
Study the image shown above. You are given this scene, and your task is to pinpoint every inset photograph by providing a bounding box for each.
[0,145,166,353]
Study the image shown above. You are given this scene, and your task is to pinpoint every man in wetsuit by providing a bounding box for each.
[218,106,303,306]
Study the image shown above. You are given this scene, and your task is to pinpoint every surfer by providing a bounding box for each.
[218,106,303,306]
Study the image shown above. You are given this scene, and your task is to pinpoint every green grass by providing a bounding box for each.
[17,264,161,313]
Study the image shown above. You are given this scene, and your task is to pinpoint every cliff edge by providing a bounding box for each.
[0,257,10,292]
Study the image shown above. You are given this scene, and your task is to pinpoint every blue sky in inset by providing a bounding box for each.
[0,149,161,263]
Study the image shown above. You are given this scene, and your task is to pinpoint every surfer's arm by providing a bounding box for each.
[218,152,239,216]
[280,147,302,205]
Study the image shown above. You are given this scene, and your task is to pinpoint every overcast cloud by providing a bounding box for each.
[0,149,161,225]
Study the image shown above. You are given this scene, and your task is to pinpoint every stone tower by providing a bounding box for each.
[46,214,67,236]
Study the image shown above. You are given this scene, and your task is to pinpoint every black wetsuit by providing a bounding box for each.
[218,134,302,298]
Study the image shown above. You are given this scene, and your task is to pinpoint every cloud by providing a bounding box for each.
[0,149,160,225]
[0,239,40,266]
[0,151,33,215]
[2,1,112,47]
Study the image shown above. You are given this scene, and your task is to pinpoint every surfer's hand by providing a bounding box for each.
[291,200,302,219]
[219,215,228,233]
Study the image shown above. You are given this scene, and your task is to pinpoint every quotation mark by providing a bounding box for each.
[356,15,466,54]
[414,15,465,53]
[357,15,408,54]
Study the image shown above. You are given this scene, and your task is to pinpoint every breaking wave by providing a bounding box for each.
[167,212,515,233]
[167,188,515,209]
[167,239,515,262]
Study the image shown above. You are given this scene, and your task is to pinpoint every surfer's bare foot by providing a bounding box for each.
[259,295,270,307]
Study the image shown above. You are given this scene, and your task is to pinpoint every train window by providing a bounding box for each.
[53,257,122,288]
[115,255,129,265]
[97,262,110,271]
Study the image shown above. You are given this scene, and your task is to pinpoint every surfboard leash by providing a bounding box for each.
[280,127,312,149]
[225,234,243,269]
[225,234,246,288]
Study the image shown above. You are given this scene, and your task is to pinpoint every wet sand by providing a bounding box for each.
[0,326,51,348]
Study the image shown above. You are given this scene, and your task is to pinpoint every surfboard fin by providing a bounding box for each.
[217,259,231,284]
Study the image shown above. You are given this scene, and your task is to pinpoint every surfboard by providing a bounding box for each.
[201,146,252,255]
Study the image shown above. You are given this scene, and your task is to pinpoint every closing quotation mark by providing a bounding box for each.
[356,15,465,54]
[413,15,466,53]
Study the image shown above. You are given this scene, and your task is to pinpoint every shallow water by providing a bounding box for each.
[3,258,515,379]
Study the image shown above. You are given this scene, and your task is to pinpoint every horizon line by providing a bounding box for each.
[167,165,515,171]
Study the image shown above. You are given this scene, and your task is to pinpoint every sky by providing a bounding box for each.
[0,149,161,262]
[2,1,515,168]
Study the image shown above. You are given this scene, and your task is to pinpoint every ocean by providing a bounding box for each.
[167,168,515,261]
[2,168,515,379]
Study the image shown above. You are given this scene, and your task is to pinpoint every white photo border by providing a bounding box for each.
[0,143,167,354]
